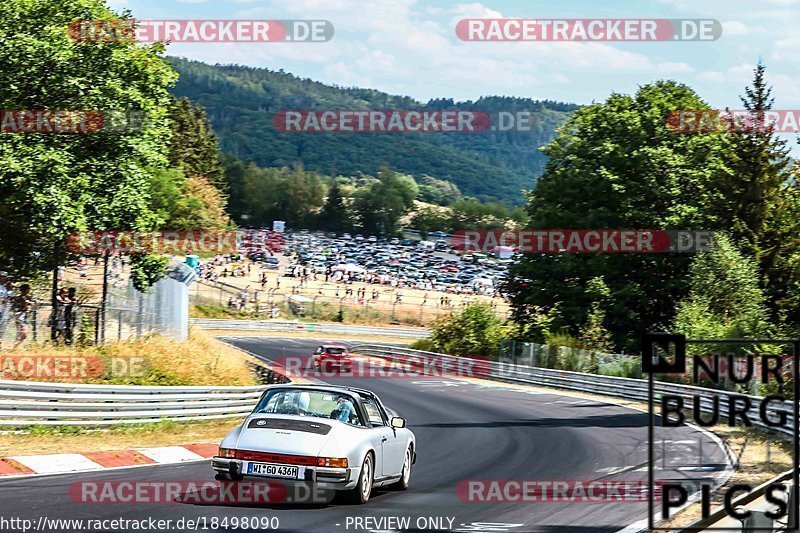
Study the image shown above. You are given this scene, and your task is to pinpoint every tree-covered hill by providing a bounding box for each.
[167,57,578,204]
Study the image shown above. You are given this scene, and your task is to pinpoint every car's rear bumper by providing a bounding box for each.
[212,457,356,490]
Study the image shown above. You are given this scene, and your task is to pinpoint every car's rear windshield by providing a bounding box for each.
[325,347,346,354]
[254,389,362,426]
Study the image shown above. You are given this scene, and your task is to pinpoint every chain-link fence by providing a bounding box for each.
[190,279,508,326]
[500,339,642,378]
[0,302,101,348]
[2,264,191,348]
[101,272,190,342]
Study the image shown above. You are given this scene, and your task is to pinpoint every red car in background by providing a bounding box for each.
[313,344,352,372]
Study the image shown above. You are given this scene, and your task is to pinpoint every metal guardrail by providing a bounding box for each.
[350,344,796,439]
[0,380,270,426]
[191,318,429,338]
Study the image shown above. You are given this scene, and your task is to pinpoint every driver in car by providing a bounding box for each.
[331,395,355,423]
[274,391,310,414]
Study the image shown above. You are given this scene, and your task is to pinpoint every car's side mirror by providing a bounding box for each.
[390,417,406,429]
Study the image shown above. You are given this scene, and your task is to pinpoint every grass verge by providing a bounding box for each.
[1,330,258,386]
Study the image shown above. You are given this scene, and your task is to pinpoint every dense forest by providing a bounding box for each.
[167,57,578,204]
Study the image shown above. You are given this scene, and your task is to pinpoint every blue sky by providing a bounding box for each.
[110,0,800,115]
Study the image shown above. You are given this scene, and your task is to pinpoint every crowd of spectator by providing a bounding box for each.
[0,272,81,349]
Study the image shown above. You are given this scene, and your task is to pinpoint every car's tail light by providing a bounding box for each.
[218,447,236,458]
[317,457,348,468]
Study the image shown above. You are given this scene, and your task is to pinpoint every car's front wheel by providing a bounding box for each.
[342,453,373,504]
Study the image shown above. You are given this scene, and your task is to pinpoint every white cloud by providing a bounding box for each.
[720,21,750,36]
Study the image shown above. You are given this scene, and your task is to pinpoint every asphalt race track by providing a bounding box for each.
[0,337,732,533]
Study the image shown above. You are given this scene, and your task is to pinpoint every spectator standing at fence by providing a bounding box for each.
[64,287,77,345]
[50,287,68,343]
[12,284,34,349]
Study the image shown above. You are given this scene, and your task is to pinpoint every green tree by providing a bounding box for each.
[711,64,798,319]
[167,97,224,187]
[148,168,230,230]
[410,206,450,238]
[447,198,510,231]
[417,175,461,205]
[354,168,418,235]
[319,180,351,232]
[428,303,509,357]
[505,81,732,351]
[674,233,773,342]
[579,277,615,354]
[0,0,177,282]
[283,165,326,228]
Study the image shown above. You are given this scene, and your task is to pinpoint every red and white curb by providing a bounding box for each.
[0,443,218,477]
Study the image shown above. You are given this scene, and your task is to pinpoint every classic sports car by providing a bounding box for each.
[212,384,416,504]
[313,344,352,372]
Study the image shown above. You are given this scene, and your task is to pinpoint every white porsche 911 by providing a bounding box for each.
[212,384,416,504]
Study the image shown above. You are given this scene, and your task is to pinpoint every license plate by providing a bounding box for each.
[247,462,304,479]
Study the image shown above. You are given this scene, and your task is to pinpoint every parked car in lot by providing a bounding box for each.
[276,230,509,295]
[248,252,269,262]
[213,385,415,504]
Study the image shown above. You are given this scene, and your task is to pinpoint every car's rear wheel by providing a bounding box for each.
[390,447,412,490]
[342,453,373,504]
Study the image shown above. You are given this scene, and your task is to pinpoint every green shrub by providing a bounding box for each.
[410,338,436,352]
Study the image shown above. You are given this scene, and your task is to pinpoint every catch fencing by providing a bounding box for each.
[191,318,429,338]
[4,263,193,347]
[501,339,642,378]
[190,278,509,326]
